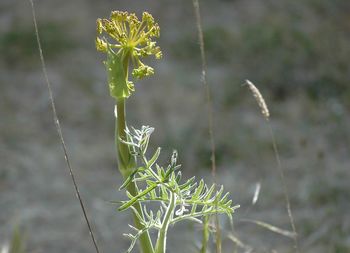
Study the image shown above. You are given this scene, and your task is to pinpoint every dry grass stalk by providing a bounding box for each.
[29,1,101,252]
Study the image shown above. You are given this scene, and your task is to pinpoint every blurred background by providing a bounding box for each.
[1,0,350,252]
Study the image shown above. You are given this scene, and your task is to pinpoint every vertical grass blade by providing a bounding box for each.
[29,1,101,252]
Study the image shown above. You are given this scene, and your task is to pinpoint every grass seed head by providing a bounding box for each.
[245,79,270,120]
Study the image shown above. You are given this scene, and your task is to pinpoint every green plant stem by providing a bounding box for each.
[155,191,176,253]
[200,216,209,253]
[115,99,154,253]
[215,214,222,253]
[116,99,131,174]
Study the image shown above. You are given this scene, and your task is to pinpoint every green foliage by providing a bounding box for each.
[308,172,350,206]
[96,11,165,253]
[9,227,25,253]
[1,227,25,253]
[171,26,234,63]
[105,46,134,99]
[201,27,235,63]
[173,1,350,102]
[116,126,238,253]
[0,23,74,66]
[96,11,239,253]
[235,3,350,101]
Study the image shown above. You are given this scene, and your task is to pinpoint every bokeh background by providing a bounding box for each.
[1,0,350,252]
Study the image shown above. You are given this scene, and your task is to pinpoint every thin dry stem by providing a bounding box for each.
[192,0,221,252]
[245,79,299,252]
[192,0,217,178]
[29,1,101,253]
[268,126,300,253]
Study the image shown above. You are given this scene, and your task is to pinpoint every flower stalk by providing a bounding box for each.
[96,10,238,253]
[97,11,162,253]
[116,99,154,253]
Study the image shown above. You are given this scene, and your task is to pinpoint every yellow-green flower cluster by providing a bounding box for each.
[96,11,162,80]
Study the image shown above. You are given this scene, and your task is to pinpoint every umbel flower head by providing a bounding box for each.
[96,11,162,99]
